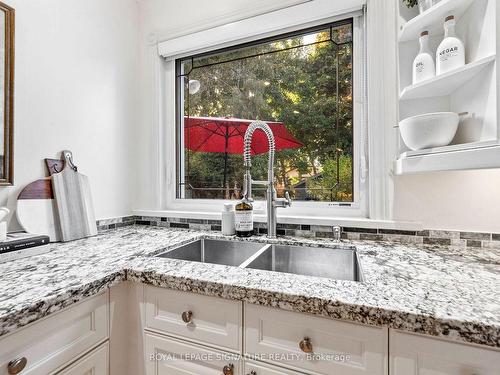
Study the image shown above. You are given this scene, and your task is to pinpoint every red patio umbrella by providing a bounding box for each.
[184,116,303,188]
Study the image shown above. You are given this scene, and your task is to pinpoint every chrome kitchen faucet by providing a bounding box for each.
[243,121,292,238]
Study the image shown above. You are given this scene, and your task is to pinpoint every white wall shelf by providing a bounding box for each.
[396,0,498,175]
[399,0,475,42]
[400,55,496,100]
[399,140,499,158]
[395,143,500,174]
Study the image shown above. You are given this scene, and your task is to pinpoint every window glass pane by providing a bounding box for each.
[177,21,353,202]
[186,28,333,70]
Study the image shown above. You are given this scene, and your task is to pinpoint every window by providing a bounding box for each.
[175,19,360,205]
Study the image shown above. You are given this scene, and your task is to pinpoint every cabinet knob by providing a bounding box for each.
[299,337,313,353]
[247,371,257,375]
[222,363,234,375]
[181,310,193,324]
[7,357,27,374]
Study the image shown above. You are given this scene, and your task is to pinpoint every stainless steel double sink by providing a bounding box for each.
[156,238,362,281]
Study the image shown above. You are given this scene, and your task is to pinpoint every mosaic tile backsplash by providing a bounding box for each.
[96,215,500,249]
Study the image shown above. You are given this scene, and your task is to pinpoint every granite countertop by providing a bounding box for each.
[0,226,499,348]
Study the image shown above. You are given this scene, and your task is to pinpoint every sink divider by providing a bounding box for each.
[238,244,272,268]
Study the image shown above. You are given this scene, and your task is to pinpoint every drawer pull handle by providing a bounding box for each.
[181,310,193,324]
[222,363,234,375]
[299,337,313,353]
[247,371,257,375]
[7,357,27,374]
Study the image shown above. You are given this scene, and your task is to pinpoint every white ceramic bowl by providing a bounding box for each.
[399,112,459,151]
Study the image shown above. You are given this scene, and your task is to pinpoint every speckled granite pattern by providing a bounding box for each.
[0,226,498,348]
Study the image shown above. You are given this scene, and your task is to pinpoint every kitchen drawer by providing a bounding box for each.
[245,303,387,375]
[145,286,242,352]
[145,332,241,375]
[57,342,108,375]
[244,359,306,374]
[390,329,500,375]
[0,292,109,375]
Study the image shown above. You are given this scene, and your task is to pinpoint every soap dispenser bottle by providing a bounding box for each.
[436,15,465,75]
[221,203,236,236]
[413,31,435,84]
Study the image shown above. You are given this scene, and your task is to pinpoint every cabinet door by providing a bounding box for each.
[390,330,500,375]
[245,303,387,375]
[57,343,108,375]
[145,333,241,375]
[244,360,304,374]
[145,286,242,352]
[0,292,109,375]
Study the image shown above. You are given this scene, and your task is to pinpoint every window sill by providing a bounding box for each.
[133,209,422,231]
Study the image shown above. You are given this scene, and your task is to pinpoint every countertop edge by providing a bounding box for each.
[0,271,126,337]
[125,267,500,349]
[1,267,498,349]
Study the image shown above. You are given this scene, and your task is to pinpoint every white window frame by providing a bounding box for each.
[149,0,397,223]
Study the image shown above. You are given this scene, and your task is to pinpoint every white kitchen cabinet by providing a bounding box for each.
[390,329,500,375]
[244,303,387,375]
[145,333,241,375]
[244,359,306,374]
[103,283,500,375]
[57,343,109,375]
[144,286,242,352]
[0,292,109,375]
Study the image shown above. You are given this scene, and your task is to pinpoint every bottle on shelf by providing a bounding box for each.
[417,0,432,14]
[413,30,435,84]
[436,15,465,75]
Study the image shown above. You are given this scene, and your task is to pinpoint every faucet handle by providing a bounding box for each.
[275,191,292,208]
[284,191,292,207]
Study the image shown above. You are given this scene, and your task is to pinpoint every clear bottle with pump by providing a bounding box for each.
[413,31,435,84]
[436,15,465,75]
[221,204,235,236]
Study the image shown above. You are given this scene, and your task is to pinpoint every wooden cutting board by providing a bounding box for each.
[16,178,61,242]
[51,150,97,242]
[44,158,65,176]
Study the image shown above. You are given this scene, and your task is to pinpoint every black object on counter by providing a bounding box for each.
[0,232,50,254]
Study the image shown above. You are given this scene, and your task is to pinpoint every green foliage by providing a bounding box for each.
[182,24,354,202]
[306,155,353,201]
